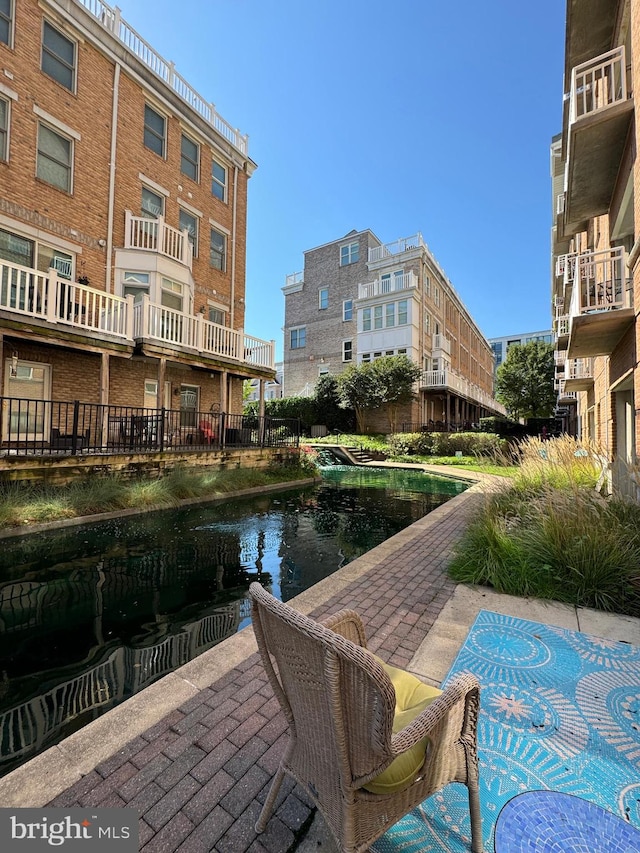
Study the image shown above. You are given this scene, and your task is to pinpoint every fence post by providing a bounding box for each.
[159,407,166,452]
[220,411,226,450]
[71,400,80,455]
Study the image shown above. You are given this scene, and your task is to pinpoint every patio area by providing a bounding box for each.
[1,468,638,852]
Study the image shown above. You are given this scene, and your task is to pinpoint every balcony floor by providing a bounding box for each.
[567,307,634,358]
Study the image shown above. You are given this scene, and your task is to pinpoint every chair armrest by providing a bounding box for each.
[390,672,480,755]
[321,609,368,648]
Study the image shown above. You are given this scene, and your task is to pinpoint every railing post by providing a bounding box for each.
[220,411,226,449]
[124,209,132,248]
[196,311,204,353]
[126,294,135,340]
[141,293,150,338]
[46,276,58,324]
[159,406,166,452]
[71,400,80,455]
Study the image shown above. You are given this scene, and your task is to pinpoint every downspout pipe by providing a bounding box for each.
[105,63,120,294]
[230,164,239,329]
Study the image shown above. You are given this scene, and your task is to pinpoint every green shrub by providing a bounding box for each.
[387,432,434,456]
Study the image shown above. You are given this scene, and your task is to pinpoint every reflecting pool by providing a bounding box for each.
[0,466,468,775]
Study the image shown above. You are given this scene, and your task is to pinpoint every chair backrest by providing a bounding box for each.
[250,583,396,790]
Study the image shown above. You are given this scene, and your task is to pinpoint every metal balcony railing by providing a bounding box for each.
[570,46,628,123]
[568,247,632,316]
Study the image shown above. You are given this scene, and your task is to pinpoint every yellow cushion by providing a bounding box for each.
[363,661,442,794]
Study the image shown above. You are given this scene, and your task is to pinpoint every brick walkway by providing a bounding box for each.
[45,484,488,852]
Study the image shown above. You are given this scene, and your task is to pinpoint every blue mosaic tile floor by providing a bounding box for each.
[372,610,640,853]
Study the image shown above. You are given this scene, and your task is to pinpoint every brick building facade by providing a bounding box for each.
[283,229,506,432]
[0,0,274,446]
[552,0,639,497]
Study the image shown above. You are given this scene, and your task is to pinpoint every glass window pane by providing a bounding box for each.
[141,187,163,217]
[181,135,198,180]
[42,22,75,90]
[37,125,71,191]
[0,229,33,266]
[0,0,9,46]
[144,105,165,156]
[210,229,225,270]
[0,97,6,161]
[179,209,198,254]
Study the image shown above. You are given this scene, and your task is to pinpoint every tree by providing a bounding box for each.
[372,355,421,433]
[337,355,421,433]
[495,341,556,421]
[337,362,383,433]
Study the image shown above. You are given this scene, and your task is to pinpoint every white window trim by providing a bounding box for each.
[179,207,199,257]
[177,198,203,218]
[33,105,80,140]
[342,340,353,362]
[0,94,9,163]
[339,241,359,266]
[141,185,165,218]
[342,299,353,322]
[290,325,306,349]
[208,217,230,235]
[318,287,328,309]
[138,173,170,198]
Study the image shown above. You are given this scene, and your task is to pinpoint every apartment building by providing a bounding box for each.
[552,0,638,495]
[0,0,275,447]
[488,330,553,374]
[283,229,506,431]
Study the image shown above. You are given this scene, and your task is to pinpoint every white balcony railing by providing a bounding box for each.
[555,315,570,337]
[556,252,578,281]
[284,271,304,288]
[75,0,248,155]
[568,247,632,316]
[125,211,193,268]
[567,357,594,381]
[557,380,578,401]
[555,350,567,367]
[133,296,275,368]
[357,271,417,299]
[432,334,451,356]
[570,46,628,123]
[0,259,275,369]
[0,259,132,338]
[419,369,507,416]
[368,234,425,263]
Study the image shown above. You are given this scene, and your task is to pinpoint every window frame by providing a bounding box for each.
[211,159,227,201]
[340,241,359,266]
[179,208,199,258]
[36,121,73,193]
[290,326,306,349]
[0,95,8,162]
[342,340,353,362]
[0,0,13,47]
[141,186,164,218]
[143,104,166,158]
[41,19,76,92]
[209,227,226,271]
[398,299,408,325]
[362,307,371,332]
[180,133,199,182]
[318,287,329,310]
[343,299,353,322]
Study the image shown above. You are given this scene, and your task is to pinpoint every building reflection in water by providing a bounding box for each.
[0,469,467,775]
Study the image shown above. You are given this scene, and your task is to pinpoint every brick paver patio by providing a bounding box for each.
[45,483,488,852]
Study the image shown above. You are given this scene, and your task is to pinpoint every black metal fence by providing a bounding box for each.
[400,421,479,433]
[0,398,300,456]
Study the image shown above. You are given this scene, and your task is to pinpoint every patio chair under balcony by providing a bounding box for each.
[249,582,483,853]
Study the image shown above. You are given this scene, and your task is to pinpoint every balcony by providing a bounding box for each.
[566,247,634,358]
[432,334,451,356]
[564,46,634,233]
[125,211,193,269]
[357,271,418,299]
[282,271,304,295]
[0,259,274,371]
[564,357,594,391]
[419,369,507,416]
[556,380,578,404]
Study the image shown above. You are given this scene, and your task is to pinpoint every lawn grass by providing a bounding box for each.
[0,463,314,529]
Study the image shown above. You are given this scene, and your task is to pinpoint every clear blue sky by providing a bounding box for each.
[122,0,566,359]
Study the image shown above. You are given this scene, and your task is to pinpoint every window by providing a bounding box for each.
[424,312,431,334]
[318,287,328,310]
[374,305,383,329]
[42,21,76,91]
[385,303,395,327]
[362,353,371,363]
[209,228,226,271]
[290,327,306,349]
[433,285,440,307]
[123,271,150,302]
[208,305,225,325]
[180,134,199,181]
[340,241,359,266]
[180,384,199,427]
[424,273,431,296]
[0,228,33,267]
[343,299,353,321]
[398,300,408,325]
[144,379,158,409]
[144,104,165,157]
[161,277,183,311]
[362,307,371,332]
[37,123,72,191]
[342,340,353,362]
[0,0,12,46]
[211,160,226,201]
[0,97,7,161]
[179,208,198,256]
[141,186,163,218]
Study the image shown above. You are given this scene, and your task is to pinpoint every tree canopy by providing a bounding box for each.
[495,340,556,420]
[337,355,421,432]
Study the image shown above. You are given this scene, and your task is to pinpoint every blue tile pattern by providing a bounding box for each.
[494,790,640,852]
[372,610,640,853]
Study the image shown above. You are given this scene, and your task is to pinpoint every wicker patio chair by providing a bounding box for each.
[249,582,482,853]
